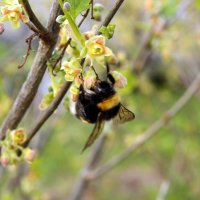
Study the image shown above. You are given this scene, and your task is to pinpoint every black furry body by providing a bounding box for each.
[75,80,120,123]
[71,72,135,152]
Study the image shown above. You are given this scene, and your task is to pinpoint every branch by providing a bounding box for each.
[0,0,61,140]
[23,81,71,147]
[99,0,125,28]
[22,10,90,145]
[21,0,47,36]
[89,73,200,179]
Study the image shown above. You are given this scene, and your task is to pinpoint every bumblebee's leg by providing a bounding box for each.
[79,84,85,101]
[91,65,99,79]
[107,73,115,85]
[106,63,115,84]
[106,63,110,74]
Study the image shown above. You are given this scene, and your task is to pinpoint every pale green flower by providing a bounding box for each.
[0,0,29,29]
[85,35,113,58]
[110,71,127,88]
[61,59,82,81]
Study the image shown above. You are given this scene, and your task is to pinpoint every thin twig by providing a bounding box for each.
[88,73,200,179]
[21,0,47,36]
[90,0,94,19]
[79,9,90,27]
[18,33,37,69]
[0,0,61,141]
[23,82,71,147]
[52,38,72,75]
[97,0,125,33]
[26,22,40,34]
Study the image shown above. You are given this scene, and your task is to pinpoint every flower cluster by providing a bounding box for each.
[0,129,36,167]
[0,0,29,29]
[58,32,126,102]
[42,1,128,108]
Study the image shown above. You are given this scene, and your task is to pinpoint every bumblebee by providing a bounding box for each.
[70,71,135,152]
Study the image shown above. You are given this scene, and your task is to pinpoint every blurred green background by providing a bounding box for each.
[1,0,200,199]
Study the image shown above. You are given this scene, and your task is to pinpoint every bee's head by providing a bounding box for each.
[90,75,116,98]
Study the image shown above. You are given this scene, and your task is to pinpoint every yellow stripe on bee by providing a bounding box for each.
[97,94,120,111]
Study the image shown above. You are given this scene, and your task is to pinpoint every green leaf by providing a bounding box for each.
[65,0,90,19]
[99,24,116,39]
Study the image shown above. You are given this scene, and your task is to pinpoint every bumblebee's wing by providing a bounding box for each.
[82,114,105,152]
[113,104,135,124]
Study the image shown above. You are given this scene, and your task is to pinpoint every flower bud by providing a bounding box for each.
[84,68,97,89]
[70,83,80,101]
[24,149,36,163]
[56,15,65,23]
[111,71,127,88]
[0,155,10,167]
[70,84,79,96]
[84,76,96,89]
[93,3,104,21]
[39,91,54,110]
[93,13,101,21]
[63,2,71,11]
[11,129,27,145]
[93,3,104,12]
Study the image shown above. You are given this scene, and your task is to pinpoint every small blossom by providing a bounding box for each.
[24,148,36,163]
[83,31,94,40]
[83,68,97,89]
[0,0,29,29]
[61,59,82,81]
[11,128,27,145]
[66,40,81,58]
[93,3,104,21]
[84,76,97,89]
[0,154,10,167]
[59,27,68,46]
[105,54,118,65]
[56,15,65,24]
[74,75,83,87]
[110,71,127,88]
[83,25,97,40]
[93,3,104,12]
[85,35,113,58]
[63,2,71,11]
[39,89,54,110]
[69,83,80,101]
